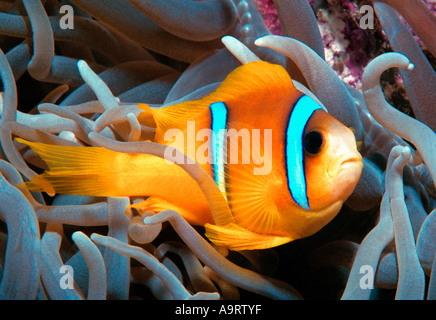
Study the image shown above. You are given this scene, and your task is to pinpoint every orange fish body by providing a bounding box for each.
[17,61,363,250]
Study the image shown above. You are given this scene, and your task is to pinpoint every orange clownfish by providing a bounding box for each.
[16,61,363,251]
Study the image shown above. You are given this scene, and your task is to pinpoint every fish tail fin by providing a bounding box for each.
[16,138,121,197]
[17,174,56,196]
[205,223,292,251]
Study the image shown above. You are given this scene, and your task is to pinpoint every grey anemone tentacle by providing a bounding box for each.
[91,233,220,300]
[61,60,177,106]
[0,49,17,127]
[235,0,271,44]
[273,0,325,59]
[127,212,162,244]
[221,35,261,64]
[234,0,284,65]
[374,2,436,132]
[68,0,223,63]
[341,190,394,300]
[164,35,261,103]
[77,60,120,111]
[5,42,31,81]
[274,0,325,85]
[163,48,240,104]
[22,0,54,81]
[416,209,436,276]
[362,52,436,187]
[72,231,107,300]
[428,249,436,300]
[386,146,425,300]
[103,197,131,300]
[0,169,40,299]
[142,210,303,300]
[155,242,218,294]
[40,232,84,300]
[0,12,154,64]
[126,0,237,42]
[375,0,436,58]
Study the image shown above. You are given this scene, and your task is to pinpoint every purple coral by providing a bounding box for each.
[254,0,282,35]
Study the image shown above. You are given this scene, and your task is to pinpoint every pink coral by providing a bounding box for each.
[255,0,435,90]
[254,0,282,35]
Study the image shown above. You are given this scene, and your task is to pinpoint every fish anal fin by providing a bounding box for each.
[129,196,213,226]
[205,222,292,251]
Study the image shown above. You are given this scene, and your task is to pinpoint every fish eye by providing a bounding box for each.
[303,130,324,155]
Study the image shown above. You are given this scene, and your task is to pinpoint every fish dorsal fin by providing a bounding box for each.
[208,61,295,109]
[138,61,294,143]
[139,100,212,144]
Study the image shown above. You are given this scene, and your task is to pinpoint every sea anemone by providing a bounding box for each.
[0,0,434,301]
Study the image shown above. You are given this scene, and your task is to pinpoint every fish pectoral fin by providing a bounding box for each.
[204,222,292,251]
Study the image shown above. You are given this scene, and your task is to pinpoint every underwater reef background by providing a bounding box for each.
[0,0,435,300]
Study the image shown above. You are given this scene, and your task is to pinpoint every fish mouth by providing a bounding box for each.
[328,152,363,178]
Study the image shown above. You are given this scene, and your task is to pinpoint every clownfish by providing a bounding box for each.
[16,61,363,251]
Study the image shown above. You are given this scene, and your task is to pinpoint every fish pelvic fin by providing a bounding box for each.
[204,222,292,251]
[16,138,123,197]
[137,103,157,128]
